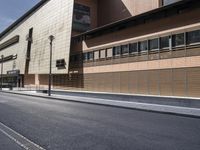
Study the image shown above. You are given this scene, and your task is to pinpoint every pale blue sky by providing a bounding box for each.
[0,0,40,32]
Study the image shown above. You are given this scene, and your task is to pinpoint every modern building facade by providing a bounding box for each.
[0,0,200,97]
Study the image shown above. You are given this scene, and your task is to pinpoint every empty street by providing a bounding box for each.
[0,92,200,150]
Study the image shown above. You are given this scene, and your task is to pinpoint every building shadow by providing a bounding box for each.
[97,0,133,26]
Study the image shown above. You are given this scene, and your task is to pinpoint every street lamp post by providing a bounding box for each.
[48,35,55,96]
[1,55,4,90]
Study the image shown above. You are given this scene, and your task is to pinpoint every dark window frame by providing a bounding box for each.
[138,40,148,53]
[129,42,138,54]
[186,29,200,45]
[121,44,129,55]
[88,51,94,61]
[56,59,66,68]
[160,36,170,50]
[113,46,121,56]
[149,38,159,51]
[172,33,185,47]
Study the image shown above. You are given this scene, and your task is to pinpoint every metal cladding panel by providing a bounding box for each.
[0,0,74,74]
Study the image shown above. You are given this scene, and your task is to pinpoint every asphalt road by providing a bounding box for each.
[0,92,200,150]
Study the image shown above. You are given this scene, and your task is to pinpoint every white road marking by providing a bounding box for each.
[0,122,45,150]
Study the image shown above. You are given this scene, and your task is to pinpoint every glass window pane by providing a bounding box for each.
[113,46,121,56]
[149,38,159,50]
[83,53,88,61]
[100,50,106,58]
[94,51,99,60]
[160,36,169,49]
[129,43,138,53]
[121,45,129,55]
[172,33,185,47]
[88,52,94,60]
[139,41,148,52]
[106,48,113,58]
[187,30,200,44]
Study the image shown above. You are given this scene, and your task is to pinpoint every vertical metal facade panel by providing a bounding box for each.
[129,71,138,94]
[137,70,148,94]
[148,70,159,95]
[120,72,129,93]
[104,72,113,92]
[159,69,173,96]
[0,0,74,74]
[96,73,105,92]
[172,68,187,97]
[112,72,121,93]
[187,67,200,97]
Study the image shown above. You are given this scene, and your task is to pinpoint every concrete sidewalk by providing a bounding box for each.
[1,90,200,118]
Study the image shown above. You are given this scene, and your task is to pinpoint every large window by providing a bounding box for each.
[83,53,88,61]
[94,51,99,60]
[149,38,159,50]
[121,45,129,55]
[88,52,94,60]
[100,50,106,59]
[160,36,169,49]
[113,46,121,56]
[139,41,148,52]
[187,30,200,45]
[172,33,185,47]
[73,3,91,32]
[56,59,65,68]
[106,48,113,58]
[129,43,138,54]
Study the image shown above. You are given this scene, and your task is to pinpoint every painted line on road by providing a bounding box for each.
[0,122,45,150]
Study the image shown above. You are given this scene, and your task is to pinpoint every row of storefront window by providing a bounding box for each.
[71,29,200,62]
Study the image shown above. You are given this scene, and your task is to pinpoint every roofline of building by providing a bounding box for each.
[0,0,49,40]
[0,0,199,41]
[72,0,199,41]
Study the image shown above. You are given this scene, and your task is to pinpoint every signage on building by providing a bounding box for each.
[73,3,91,32]
[7,70,20,75]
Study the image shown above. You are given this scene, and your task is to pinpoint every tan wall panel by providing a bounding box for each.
[112,72,121,93]
[187,68,200,97]
[173,68,186,97]
[101,73,112,92]
[148,70,159,95]
[159,69,173,96]
[129,71,138,94]
[137,71,148,94]
[24,74,35,85]
[120,72,129,93]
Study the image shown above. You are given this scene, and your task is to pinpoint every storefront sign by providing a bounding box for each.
[7,70,20,75]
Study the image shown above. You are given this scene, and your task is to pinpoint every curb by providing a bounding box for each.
[1,90,200,118]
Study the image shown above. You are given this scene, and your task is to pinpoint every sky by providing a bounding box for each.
[0,0,40,32]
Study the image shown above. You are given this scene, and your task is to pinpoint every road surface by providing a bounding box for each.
[0,92,199,150]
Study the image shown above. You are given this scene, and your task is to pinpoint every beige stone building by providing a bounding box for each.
[0,0,200,97]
